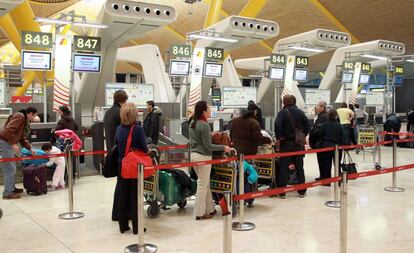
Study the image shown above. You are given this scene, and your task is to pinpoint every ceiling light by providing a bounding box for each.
[72,22,108,29]
[360,54,388,60]
[406,59,414,63]
[288,46,325,53]
[35,17,71,25]
[188,34,238,43]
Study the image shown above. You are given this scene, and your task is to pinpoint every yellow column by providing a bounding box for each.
[239,0,268,18]
[204,0,223,28]
[0,14,21,51]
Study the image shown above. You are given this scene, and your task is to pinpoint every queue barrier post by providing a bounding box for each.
[232,153,255,231]
[223,191,232,253]
[325,145,341,208]
[125,163,157,253]
[384,138,405,192]
[59,150,84,220]
[340,171,348,253]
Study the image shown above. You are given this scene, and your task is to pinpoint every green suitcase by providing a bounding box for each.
[158,170,182,207]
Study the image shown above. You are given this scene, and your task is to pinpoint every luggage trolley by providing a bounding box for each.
[144,147,196,218]
[210,149,238,197]
[357,125,380,170]
[253,145,277,188]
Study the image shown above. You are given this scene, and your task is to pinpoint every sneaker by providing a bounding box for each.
[3,192,21,199]
[47,185,56,191]
[13,187,23,194]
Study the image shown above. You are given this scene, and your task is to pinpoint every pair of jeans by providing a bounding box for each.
[0,140,17,197]
[191,152,215,218]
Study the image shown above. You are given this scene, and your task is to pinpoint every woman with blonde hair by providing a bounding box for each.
[115,103,148,234]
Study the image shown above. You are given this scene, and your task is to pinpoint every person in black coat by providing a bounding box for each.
[309,101,329,180]
[103,90,128,222]
[406,110,414,132]
[317,109,346,181]
[274,95,311,198]
[143,101,161,145]
[384,113,401,142]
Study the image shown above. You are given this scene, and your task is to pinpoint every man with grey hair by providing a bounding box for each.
[309,100,329,180]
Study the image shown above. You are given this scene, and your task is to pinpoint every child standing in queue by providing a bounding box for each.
[42,143,66,191]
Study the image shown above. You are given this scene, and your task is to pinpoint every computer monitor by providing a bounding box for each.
[268,66,285,80]
[341,72,353,83]
[169,59,191,76]
[293,68,308,82]
[359,74,370,84]
[73,53,101,73]
[203,62,223,78]
[393,75,404,87]
[365,105,376,115]
[22,50,52,71]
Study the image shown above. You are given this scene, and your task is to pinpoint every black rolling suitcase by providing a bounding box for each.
[23,164,48,195]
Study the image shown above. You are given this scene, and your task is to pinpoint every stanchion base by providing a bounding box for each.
[232,222,255,231]
[325,200,341,208]
[384,186,405,192]
[58,212,84,220]
[124,243,157,253]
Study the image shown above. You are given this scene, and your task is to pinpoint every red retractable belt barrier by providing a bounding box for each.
[233,177,341,201]
[73,150,107,156]
[348,163,414,180]
[158,144,188,151]
[145,156,237,171]
[379,131,414,137]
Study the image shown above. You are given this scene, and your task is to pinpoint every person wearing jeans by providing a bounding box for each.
[189,101,230,220]
[0,107,37,199]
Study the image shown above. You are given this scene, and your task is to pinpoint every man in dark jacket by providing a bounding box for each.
[0,107,37,199]
[103,90,128,221]
[309,101,329,180]
[143,100,161,145]
[384,113,401,142]
[274,95,311,198]
[230,103,271,155]
[406,110,414,132]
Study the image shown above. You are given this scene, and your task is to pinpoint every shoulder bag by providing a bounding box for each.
[121,125,154,179]
[340,150,358,175]
[102,144,118,178]
[285,109,306,146]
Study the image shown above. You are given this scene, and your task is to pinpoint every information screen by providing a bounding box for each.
[293,68,308,82]
[341,72,353,83]
[393,75,404,87]
[269,67,285,80]
[105,83,154,108]
[73,54,101,73]
[22,50,52,71]
[203,62,223,78]
[169,59,191,76]
[359,74,370,84]
[222,86,256,108]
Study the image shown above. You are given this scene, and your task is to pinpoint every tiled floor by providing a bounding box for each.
[1,146,414,253]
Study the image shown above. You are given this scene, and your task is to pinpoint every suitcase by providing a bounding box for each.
[158,170,182,207]
[23,165,48,195]
[21,148,49,166]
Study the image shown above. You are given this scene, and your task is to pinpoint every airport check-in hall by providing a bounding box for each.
[0,0,414,252]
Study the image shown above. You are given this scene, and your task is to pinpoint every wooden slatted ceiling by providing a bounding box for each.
[319,0,414,54]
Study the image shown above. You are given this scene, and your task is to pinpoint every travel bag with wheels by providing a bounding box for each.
[23,164,47,195]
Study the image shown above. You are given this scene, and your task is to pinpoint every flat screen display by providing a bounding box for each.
[169,59,191,76]
[73,53,101,73]
[341,72,353,83]
[393,75,404,87]
[203,62,223,78]
[22,50,52,71]
[293,68,308,82]
[359,74,370,84]
[222,86,257,108]
[269,67,285,80]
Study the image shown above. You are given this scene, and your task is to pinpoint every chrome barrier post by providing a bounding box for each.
[76,154,81,179]
[340,171,348,253]
[59,151,84,220]
[125,164,157,253]
[232,154,255,231]
[223,192,232,253]
[164,149,169,164]
[384,138,405,192]
[325,145,341,208]
[376,134,382,170]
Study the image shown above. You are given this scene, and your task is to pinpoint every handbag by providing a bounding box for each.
[102,144,118,178]
[121,125,154,179]
[285,109,306,146]
[340,150,358,174]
